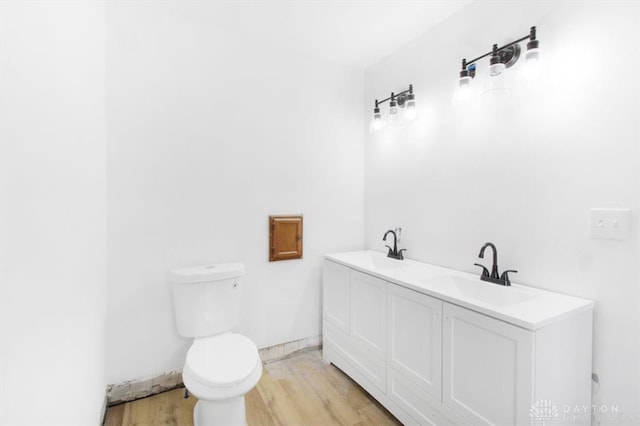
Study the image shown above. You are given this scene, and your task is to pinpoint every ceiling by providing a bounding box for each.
[191,1,471,69]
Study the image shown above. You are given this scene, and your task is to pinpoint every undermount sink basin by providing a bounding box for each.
[369,255,407,270]
[423,275,537,308]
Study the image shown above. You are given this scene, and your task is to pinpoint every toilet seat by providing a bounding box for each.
[183,333,262,401]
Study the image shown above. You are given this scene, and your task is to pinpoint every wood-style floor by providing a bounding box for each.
[104,348,401,426]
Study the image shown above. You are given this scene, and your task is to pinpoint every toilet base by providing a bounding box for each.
[193,395,247,426]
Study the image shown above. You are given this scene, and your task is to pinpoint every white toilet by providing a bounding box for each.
[170,263,262,426]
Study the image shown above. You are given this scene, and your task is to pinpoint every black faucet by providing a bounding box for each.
[383,230,406,260]
[474,242,517,286]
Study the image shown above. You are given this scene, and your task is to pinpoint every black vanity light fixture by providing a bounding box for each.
[456,26,540,101]
[370,84,416,132]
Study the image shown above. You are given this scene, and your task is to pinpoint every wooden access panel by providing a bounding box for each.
[269,215,303,261]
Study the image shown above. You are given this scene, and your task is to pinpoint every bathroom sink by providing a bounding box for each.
[369,255,407,270]
[423,275,537,308]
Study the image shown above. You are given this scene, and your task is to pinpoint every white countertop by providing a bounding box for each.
[325,250,593,331]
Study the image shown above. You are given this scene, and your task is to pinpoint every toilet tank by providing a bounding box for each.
[169,263,244,338]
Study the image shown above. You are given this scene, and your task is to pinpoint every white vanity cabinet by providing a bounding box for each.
[323,251,593,426]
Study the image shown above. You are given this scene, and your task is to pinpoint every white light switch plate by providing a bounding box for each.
[589,208,632,240]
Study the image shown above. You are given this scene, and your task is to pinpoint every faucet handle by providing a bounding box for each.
[474,263,490,277]
[385,244,394,255]
[398,249,406,260]
[500,270,518,286]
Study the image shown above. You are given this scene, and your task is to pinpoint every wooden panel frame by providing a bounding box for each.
[269,215,303,261]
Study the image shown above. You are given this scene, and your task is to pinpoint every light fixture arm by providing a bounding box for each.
[375,84,413,107]
[463,27,536,67]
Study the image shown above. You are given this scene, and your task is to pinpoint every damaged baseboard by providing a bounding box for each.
[106,335,322,405]
[106,370,183,406]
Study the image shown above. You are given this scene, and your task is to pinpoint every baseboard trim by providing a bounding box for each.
[105,335,322,405]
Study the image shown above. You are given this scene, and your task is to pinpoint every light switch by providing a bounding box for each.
[589,208,632,240]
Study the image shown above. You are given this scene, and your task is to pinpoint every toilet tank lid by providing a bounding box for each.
[169,262,244,284]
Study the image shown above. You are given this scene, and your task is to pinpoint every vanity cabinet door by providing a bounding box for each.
[323,261,351,334]
[387,284,442,399]
[350,270,387,360]
[442,303,534,426]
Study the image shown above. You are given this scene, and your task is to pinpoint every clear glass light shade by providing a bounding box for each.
[485,73,508,93]
[484,62,509,94]
[489,62,506,77]
[388,101,400,125]
[456,76,472,102]
[370,112,385,132]
[388,110,400,125]
[523,48,541,80]
[404,100,417,121]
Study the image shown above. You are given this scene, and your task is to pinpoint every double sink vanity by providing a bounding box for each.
[322,250,593,426]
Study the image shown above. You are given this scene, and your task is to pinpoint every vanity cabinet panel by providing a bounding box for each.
[442,302,534,426]
[387,284,442,399]
[323,264,388,393]
[387,368,442,426]
[350,270,387,360]
[323,261,350,334]
[388,368,467,426]
[323,321,352,363]
[324,320,388,392]
[348,344,387,392]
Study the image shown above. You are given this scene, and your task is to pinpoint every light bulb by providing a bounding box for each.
[523,37,541,80]
[457,75,472,102]
[489,62,506,77]
[371,116,384,131]
[523,26,541,80]
[388,110,400,125]
[484,46,509,94]
[388,97,399,125]
[370,110,385,132]
[488,44,505,77]
[454,61,474,104]
[404,103,416,121]
[370,102,385,132]
[485,72,508,93]
[403,93,416,121]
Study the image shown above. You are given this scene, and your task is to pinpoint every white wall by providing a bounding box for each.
[106,3,364,384]
[5,3,634,422]
[365,1,640,422]
[0,2,108,424]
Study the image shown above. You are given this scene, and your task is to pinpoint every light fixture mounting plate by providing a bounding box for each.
[499,44,521,68]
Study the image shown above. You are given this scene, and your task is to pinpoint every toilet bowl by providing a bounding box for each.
[182,333,262,426]
[170,262,261,426]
